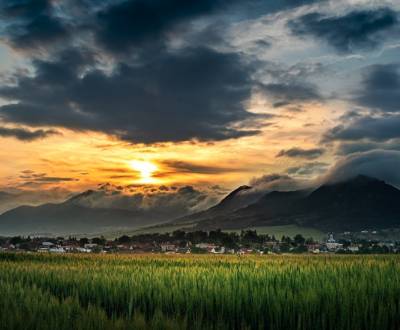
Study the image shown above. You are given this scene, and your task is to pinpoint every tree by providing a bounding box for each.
[172,230,186,240]
[294,234,305,245]
[92,236,106,245]
[10,236,23,245]
[117,235,131,244]
[79,237,89,246]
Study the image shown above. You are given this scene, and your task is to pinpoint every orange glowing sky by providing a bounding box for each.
[0,100,339,192]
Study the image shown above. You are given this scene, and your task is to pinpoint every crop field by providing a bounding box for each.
[0,253,399,330]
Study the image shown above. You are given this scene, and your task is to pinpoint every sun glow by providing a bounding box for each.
[129,160,158,183]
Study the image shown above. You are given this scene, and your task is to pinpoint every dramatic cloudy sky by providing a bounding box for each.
[0,0,399,210]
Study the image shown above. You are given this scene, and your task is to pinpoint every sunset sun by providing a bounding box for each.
[129,160,158,183]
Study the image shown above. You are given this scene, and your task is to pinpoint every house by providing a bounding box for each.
[49,247,65,253]
[306,243,321,253]
[177,247,191,254]
[160,243,176,252]
[210,246,225,254]
[195,243,217,250]
[347,245,359,253]
[42,241,54,247]
[63,244,79,252]
[84,243,98,249]
[76,247,91,253]
[325,234,343,251]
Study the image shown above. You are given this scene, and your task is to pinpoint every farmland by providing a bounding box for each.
[0,253,399,330]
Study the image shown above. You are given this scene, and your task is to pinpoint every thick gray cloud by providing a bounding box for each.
[336,141,400,155]
[355,64,400,112]
[0,0,71,50]
[276,147,325,159]
[322,150,400,187]
[289,8,399,53]
[0,126,59,141]
[0,0,332,145]
[323,114,400,142]
[0,47,260,143]
[94,0,236,53]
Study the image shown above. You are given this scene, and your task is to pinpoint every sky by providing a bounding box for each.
[0,0,400,211]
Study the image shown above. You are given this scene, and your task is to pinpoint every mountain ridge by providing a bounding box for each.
[1,175,400,236]
[177,175,400,232]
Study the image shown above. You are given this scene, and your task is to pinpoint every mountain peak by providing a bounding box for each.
[323,174,386,189]
[217,185,252,207]
[67,189,96,203]
[346,174,382,184]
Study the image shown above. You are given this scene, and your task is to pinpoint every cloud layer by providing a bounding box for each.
[290,8,398,53]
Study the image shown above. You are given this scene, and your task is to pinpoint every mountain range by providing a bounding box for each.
[0,190,171,236]
[171,175,400,232]
[0,175,400,236]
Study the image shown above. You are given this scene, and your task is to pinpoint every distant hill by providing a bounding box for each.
[0,191,170,236]
[172,175,400,232]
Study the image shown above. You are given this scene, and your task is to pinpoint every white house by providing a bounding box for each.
[325,234,343,251]
[49,247,66,253]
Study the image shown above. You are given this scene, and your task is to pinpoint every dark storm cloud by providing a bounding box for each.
[289,8,398,53]
[355,64,400,113]
[323,63,400,147]
[0,126,59,141]
[94,0,236,53]
[0,47,259,143]
[322,150,400,187]
[94,0,328,54]
[0,0,70,50]
[276,147,325,159]
[0,0,330,144]
[323,114,400,143]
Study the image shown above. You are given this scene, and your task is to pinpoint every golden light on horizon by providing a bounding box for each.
[129,160,158,184]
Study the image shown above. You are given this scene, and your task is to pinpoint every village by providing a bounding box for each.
[0,229,399,255]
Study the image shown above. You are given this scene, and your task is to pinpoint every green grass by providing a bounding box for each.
[0,253,399,329]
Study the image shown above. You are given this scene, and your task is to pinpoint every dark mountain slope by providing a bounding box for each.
[297,175,400,231]
[173,185,262,224]
[188,175,400,232]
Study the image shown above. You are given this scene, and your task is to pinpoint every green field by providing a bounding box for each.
[0,253,399,330]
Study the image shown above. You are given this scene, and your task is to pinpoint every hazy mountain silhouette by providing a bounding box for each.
[0,190,169,236]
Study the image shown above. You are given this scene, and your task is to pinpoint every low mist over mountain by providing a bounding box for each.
[0,186,217,236]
